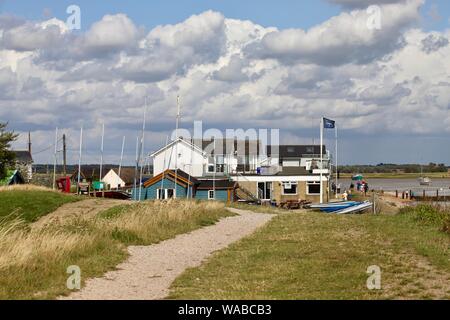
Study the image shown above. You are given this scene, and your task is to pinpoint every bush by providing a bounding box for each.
[400,204,450,233]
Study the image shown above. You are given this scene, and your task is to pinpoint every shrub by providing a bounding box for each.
[400,204,450,233]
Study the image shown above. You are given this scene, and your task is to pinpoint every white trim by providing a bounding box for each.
[306,181,321,195]
[231,175,328,182]
[208,190,215,200]
[150,138,204,158]
[281,181,298,196]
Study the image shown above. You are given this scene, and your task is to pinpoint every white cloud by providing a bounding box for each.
[1,3,449,164]
[247,0,423,66]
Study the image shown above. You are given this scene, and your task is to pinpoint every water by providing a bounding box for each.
[338,178,450,193]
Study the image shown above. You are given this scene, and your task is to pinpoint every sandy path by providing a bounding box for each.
[62,208,274,300]
[33,198,130,229]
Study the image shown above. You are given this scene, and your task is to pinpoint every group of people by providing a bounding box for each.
[337,180,370,201]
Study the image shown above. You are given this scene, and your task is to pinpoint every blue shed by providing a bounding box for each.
[132,169,236,202]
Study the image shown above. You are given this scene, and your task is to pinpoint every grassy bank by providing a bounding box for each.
[0,185,80,223]
[170,205,450,300]
[0,199,233,299]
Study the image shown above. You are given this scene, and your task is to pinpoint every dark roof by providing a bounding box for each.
[267,145,326,158]
[112,168,136,185]
[193,139,261,156]
[143,169,199,188]
[13,150,33,163]
[196,179,236,190]
[275,166,310,176]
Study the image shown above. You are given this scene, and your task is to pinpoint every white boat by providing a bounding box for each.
[418,177,431,186]
[334,201,372,214]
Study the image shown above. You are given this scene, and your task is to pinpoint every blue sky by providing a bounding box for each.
[1,0,449,31]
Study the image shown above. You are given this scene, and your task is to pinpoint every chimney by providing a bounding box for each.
[28,131,32,154]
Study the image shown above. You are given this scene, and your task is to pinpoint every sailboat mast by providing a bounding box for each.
[174,95,180,198]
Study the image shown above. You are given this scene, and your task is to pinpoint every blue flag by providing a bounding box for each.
[323,118,335,129]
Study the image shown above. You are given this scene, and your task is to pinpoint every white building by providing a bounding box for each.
[102,168,136,189]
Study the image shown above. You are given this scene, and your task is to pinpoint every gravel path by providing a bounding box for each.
[62,207,274,300]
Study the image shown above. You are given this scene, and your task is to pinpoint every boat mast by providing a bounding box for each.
[118,136,125,190]
[174,95,180,198]
[138,98,148,201]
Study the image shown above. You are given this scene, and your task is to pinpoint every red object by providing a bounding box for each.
[57,176,71,193]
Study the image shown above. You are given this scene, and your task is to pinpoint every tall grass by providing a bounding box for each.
[0,185,58,192]
[0,199,232,299]
[399,203,450,234]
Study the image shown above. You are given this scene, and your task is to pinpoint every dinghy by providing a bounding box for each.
[308,201,360,213]
[334,201,372,214]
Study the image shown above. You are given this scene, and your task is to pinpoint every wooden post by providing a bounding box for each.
[372,192,376,214]
[423,190,426,200]
[437,189,439,201]
[409,190,412,200]
[63,134,67,176]
[395,190,398,198]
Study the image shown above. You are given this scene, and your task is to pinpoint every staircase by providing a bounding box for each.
[230,173,260,204]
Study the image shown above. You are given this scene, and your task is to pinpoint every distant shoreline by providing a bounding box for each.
[339,172,450,179]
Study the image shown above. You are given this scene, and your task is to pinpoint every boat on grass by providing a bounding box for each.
[308,201,360,213]
[308,200,372,214]
[334,201,372,214]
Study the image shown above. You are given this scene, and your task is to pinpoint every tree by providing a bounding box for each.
[0,123,18,180]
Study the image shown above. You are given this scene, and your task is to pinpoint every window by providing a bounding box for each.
[157,188,175,200]
[208,190,215,200]
[306,146,314,154]
[282,182,298,195]
[307,181,321,195]
[287,147,295,153]
[207,164,215,173]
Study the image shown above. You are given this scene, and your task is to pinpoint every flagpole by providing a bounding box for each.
[213,139,216,200]
[320,117,323,204]
[335,124,338,196]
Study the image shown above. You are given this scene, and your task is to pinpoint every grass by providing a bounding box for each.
[0,185,80,223]
[170,204,450,300]
[228,202,286,214]
[0,199,233,299]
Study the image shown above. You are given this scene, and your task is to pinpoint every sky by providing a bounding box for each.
[0,0,449,165]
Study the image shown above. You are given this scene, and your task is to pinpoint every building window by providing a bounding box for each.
[208,190,215,200]
[307,181,321,195]
[157,188,175,200]
[207,164,215,173]
[282,182,298,195]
